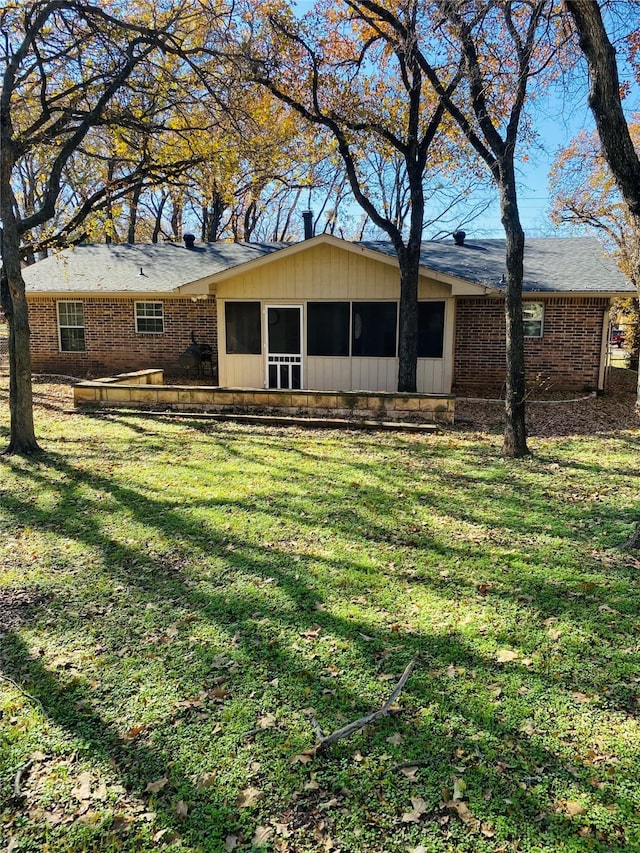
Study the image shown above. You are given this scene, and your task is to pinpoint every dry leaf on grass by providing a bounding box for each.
[402,797,428,823]
[145,776,168,794]
[236,786,262,808]
[495,649,519,663]
[252,825,274,846]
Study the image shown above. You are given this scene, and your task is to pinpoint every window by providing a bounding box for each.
[417,301,445,358]
[307,302,350,356]
[57,301,85,352]
[135,301,164,333]
[225,301,261,354]
[523,301,544,338]
[352,302,397,357]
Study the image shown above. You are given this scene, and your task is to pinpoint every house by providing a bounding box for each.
[21,233,633,394]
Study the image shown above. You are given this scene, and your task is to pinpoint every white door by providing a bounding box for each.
[266,306,303,390]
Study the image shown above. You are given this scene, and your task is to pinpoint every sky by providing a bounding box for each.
[290,0,639,242]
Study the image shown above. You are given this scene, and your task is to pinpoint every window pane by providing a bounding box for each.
[60,327,86,352]
[267,307,300,354]
[136,317,164,333]
[135,302,164,333]
[307,302,349,356]
[417,301,445,358]
[352,302,397,357]
[58,302,85,352]
[523,302,544,337]
[58,302,83,326]
[226,302,261,354]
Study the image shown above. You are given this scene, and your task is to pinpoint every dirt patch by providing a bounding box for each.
[456,368,639,438]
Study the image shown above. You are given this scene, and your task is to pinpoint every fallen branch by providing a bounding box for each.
[12,759,32,801]
[312,655,418,754]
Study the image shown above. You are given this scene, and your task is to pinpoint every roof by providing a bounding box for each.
[21,241,286,294]
[359,237,633,293]
[21,235,633,295]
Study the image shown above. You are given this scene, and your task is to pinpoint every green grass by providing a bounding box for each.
[1,394,640,852]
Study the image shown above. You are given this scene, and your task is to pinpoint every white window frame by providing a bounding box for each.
[135,301,164,334]
[57,301,86,352]
[522,301,544,338]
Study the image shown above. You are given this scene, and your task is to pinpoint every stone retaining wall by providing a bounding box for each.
[74,370,455,424]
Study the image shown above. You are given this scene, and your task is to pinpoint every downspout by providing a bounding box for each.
[598,302,612,393]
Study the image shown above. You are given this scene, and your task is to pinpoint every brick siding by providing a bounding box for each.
[28,296,217,379]
[454,296,609,393]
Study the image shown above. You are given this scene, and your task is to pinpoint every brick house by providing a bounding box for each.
[21,234,633,393]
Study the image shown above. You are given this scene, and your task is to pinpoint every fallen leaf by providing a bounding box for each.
[564,800,586,817]
[71,772,93,801]
[290,749,316,764]
[401,766,420,781]
[175,800,188,818]
[252,825,274,846]
[387,732,404,746]
[236,786,262,808]
[547,628,562,641]
[445,799,479,829]
[195,771,216,788]
[145,776,169,794]
[496,649,519,663]
[258,713,277,729]
[452,777,466,801]
[402,796,428,823]
[224,834,238,851]
[123,725,145,741]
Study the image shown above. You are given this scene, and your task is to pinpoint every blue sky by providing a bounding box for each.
[290,0,638,241]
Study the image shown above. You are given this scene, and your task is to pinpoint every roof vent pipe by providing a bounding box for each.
[184,233,196,249]
[302,210,314,240]
[453,230,466,246]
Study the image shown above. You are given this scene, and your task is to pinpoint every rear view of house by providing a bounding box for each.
[21,234,633,395]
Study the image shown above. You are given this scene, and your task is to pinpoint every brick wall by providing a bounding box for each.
[28,296,217,378]
[454,296,609,393]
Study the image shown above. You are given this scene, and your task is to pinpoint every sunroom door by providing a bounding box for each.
[266,306,303,390]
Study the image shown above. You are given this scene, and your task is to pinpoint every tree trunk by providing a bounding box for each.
[127,183,143,244]
[396,244,420,393]
[498,166,529,458]
[0,221,40,455]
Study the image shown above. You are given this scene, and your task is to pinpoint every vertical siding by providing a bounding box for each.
[216,244,456,393]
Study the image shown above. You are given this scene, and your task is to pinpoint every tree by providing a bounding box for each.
[0,0,201,453]
[241,0,477,393]
[563,0,640,546]
[427,0,561,457]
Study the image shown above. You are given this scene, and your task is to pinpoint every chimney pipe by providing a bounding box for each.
[302,210,314,240]
[184,233,196,249]
[453,230,466,246]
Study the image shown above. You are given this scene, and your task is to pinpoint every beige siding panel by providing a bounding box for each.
[417,359,445,393]
[418,275,450,299]
[306,358,352,391]
[216,244,403,302]
[221,354,264,388]
[351,358,398,392]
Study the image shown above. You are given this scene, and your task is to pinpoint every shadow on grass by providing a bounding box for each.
[1,428,639,850]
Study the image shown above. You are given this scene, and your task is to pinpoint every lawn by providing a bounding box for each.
[1,381,640,853]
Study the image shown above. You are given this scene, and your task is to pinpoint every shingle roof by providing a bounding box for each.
[359,237,633,293]
[21,235,633,295]
[21,241,286,293]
